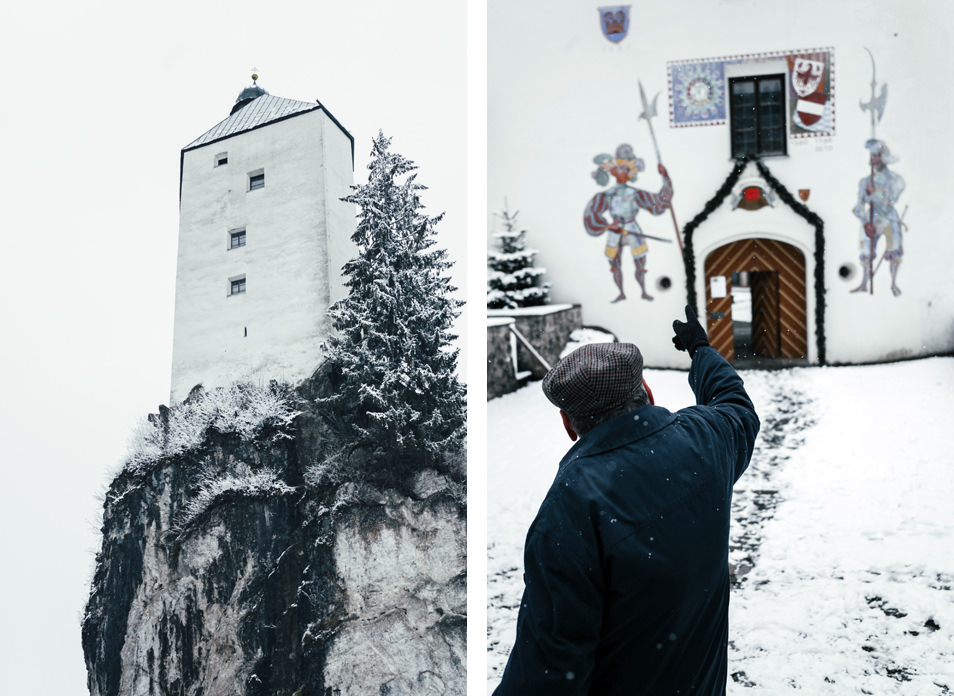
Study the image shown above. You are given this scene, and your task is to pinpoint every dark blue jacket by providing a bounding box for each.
[494,346,760,695]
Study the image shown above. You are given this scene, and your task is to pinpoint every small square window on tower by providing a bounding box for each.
[214,152,228,167]
[229,275,247,296]
[229,229,247,249]
[248,169,265,191]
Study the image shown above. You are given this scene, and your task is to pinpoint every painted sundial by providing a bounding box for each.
[672,62,725,122]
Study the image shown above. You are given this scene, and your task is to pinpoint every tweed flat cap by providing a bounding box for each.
[542,342,644,418]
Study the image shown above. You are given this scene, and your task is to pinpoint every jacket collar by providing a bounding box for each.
[558,405,675,472]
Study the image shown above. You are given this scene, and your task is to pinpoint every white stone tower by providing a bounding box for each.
[170,76,355,402]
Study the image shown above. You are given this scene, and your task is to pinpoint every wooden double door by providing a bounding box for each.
[703,238,808,362]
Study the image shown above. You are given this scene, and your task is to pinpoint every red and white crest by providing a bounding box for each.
[796,91,827,126]
[791,55,826,97]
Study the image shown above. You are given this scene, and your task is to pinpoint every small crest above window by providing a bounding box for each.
[598,5,630,44]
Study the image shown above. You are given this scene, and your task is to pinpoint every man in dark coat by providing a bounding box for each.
[494,306,760,695]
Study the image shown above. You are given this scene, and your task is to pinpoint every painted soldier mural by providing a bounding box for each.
[584,144,673,302]
[851,139,905,296]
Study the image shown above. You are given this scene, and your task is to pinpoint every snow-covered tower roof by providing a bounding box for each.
[186,94,321,149]
[182,74,353,161]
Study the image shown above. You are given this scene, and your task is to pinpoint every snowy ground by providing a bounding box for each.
[487,356,954,694]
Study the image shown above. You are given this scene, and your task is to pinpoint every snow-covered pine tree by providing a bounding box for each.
[487,203,550,309]
[320,132,465,476]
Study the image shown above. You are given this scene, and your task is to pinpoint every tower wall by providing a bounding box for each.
[170,106,355,402]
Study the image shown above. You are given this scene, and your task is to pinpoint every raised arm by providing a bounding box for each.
[672,305,760,480]
[632,163,673,215]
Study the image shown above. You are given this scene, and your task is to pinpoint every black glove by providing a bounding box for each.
[672,305,709,357]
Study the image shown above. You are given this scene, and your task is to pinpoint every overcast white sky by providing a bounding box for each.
[0,1,481,692]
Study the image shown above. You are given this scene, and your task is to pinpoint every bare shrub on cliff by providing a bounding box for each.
[125,382,301,472]
[175,461,296,534]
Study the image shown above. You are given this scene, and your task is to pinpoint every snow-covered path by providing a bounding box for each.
[487,357,954,694]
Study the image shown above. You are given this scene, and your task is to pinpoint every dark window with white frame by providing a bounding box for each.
[229,229,246,249]
[214,152,228,167]
[249,170,265,191]
[729,74,787,158]
[230,276,246,295]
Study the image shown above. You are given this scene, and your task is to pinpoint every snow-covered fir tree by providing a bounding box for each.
[487,203,550,309]
[320,132,465,474]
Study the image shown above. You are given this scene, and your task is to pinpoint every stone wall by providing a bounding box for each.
[487,305,583,398]
[487,318,522,400]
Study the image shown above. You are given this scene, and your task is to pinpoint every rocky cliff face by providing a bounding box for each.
[82,376,466,696]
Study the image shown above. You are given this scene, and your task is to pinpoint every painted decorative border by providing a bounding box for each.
[667,47,835,139]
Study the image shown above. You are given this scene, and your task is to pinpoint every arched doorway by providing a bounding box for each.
[703,238,808,362]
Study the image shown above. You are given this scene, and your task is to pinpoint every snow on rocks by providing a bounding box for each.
[559,327,618,359]
[125,382,300,472]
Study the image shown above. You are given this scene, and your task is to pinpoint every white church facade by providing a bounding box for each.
[489,0,954,368]
[170,80,356,402]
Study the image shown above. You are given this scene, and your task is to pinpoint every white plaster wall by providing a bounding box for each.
[323,116,357,310]
[171,107,356,402]
[489,0,954,367]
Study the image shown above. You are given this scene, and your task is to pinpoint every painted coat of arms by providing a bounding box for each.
[788,51,834,135]
[598,6,630,43]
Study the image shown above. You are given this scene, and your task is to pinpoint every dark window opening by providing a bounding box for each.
[230,277,246,295]
[249,172,265,190]
[732,270,782,360]
[730,272,753,360]
[215,153,228,166]
[230,230,246,249]
[729,74,787,158]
